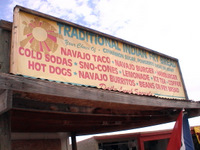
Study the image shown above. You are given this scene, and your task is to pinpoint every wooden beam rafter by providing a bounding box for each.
[0,73,199,110]
[0,90,12,114]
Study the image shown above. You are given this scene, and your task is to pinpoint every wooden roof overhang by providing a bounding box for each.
[0,72,200,135]
[0,19,200,136]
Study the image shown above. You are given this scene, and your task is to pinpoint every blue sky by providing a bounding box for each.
[1,0,199,100]
[0,0,200,139]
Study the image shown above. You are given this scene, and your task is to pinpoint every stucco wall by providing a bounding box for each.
[76,137,98,150]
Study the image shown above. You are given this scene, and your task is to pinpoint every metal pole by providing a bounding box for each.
[71,132,77,150]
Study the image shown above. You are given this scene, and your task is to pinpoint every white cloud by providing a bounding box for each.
[4,0,200,100]
[1,1,199,142]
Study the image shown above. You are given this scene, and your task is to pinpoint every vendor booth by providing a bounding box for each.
[0,6,200,150]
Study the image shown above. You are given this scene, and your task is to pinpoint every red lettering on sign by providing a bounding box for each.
[49,65,71,76]
[28,60,46,72]
[19,47,42,60]
[139,81,155,89]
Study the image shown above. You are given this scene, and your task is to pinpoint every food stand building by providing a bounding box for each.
[76,127,200,150]
[0,6,200,150]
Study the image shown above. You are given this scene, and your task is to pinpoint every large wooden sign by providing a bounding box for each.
[10,6,187,99]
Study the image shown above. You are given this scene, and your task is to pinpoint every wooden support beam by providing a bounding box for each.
[0,26,11,73]
[0,73,200,110]
[12,97,175,117]
[0,112,11,150]
[13,98,94,115]
[58,133,69,150]
[0,90,12,115]
[0,20,12,31]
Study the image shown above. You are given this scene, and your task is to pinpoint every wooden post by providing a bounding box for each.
[59,132,70,150]
[71,132,77,150]
[0,90,12,115]
[0,112,11,150]
[0,22,11,73]
[0,89,12,150]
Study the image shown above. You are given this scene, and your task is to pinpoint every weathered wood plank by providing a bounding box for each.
[0,73,199,109]
[13,98,95,114]
[11,107,170,123]
[0,20,12,31]
[11,109,199,135]
[13,96,175,116]
[0,112,11,150]
[10,108,200,134]
[0,90,12,115]
[0,27,11,73]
